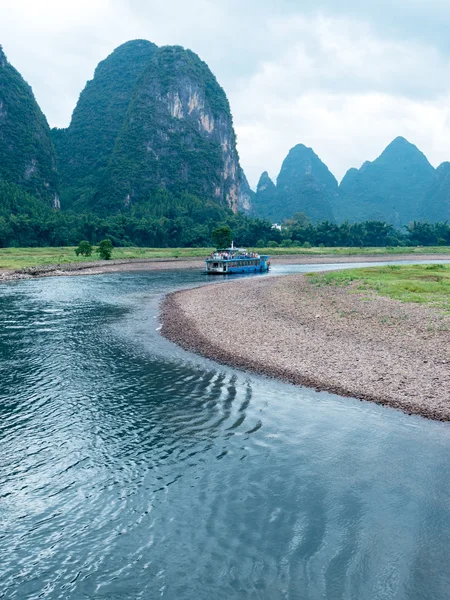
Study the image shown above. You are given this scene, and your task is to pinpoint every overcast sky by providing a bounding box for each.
[2,0,450,187]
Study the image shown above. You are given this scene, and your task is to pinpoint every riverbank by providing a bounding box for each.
[2,245,450,270]
[161,271,450,421]
[0,257,204,282]
[3,252,450,282]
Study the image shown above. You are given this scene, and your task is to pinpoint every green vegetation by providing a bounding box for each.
[211,225,232,249]
[335,137,435,226]
[0,45,58,203]
[96,239,113,260]
[418,162,450,222]
[99,44,238,214]
[307,264,450,312]
[0,246,214,270]
[75,241,93,257]
[52,40,157,210]
[276,144,336,223]
[251,137,442,226]
[2,39,450,256]
[252,146,337,223]
[52,41,239,215]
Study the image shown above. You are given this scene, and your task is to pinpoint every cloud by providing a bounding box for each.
[228,13,450,185]
[1,1,450,189]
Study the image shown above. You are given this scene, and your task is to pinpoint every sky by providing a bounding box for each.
[2,0,450,188]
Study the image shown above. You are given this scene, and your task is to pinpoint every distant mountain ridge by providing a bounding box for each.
[248,137,450,226]
[251,145,337,223]
[336,137,435,226]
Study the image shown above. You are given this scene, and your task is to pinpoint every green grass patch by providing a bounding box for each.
[255,245,450,257]
[307,264,450,311]
[0,247,215,270]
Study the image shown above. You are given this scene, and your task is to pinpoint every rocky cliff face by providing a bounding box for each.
[252,145,336,223]
[99,45,241,214]
[237,169,255,212]
[337,137,435,225]
[0,45,58,207]
[417,162,450,222]
[53,41,242,214]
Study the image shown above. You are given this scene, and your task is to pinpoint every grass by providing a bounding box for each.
[0,245,449,271]
[0,247,215,270]
[307,264,450,312]
[261,245,450,256]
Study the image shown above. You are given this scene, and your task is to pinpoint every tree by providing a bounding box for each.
[75,240,93,256]
[211,225,232,249]
[96,239,113,260]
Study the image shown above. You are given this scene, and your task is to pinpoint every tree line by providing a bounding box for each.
[1,211,450,249]
[1,180,450,249]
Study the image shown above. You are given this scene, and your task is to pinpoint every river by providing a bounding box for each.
[1,263,450,599]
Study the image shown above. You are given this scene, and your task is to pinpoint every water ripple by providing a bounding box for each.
[1,271,450,599]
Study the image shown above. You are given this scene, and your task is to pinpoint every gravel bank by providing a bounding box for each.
[162,274,450,421]
[2,252,450,282]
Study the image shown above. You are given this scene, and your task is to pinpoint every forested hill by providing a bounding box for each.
[53,41,242,215]
[337,137,435,226]
[276,144,336,222]
[52,40,157,211]
[0,45,59,207]
[417,162,450,223]
[249,137,450,225]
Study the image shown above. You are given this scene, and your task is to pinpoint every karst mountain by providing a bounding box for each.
[53,40,242,215]
[248,137,449,226]
[0,45,59,213]
[337,137,435,226]
[1,38,450,229]
[250,145,337,223]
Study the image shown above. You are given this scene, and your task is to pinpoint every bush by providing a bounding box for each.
[267,240,279,248]
[75,240,93,257]
[96,239,114,260]
[281,239,293,247]
[303,241,312,248]
[212,225,232,249]
[256,239,265,247]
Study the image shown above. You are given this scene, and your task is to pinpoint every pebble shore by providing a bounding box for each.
[162,273,450,421]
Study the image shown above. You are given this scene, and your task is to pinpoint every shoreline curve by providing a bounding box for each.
[2,252,450,282]
[161,273,450,422]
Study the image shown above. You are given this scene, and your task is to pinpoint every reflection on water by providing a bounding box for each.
[1,266,450,599]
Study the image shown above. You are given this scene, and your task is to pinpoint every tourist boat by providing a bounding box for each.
[205,244,270,275]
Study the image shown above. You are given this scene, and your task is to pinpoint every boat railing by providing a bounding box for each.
[209,253,261,260]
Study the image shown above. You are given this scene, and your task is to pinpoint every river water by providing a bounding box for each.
[1,263,450,600]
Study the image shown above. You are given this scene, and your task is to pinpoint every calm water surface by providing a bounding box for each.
[1,264,450,599]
